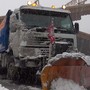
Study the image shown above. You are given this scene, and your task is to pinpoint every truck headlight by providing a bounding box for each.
[27,1,32,5]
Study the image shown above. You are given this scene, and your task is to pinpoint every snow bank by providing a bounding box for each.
[0,84,9,90]
[18,85,41,90]
[27,86,41,90]
[50,78,87,90]
[48,52,90,65]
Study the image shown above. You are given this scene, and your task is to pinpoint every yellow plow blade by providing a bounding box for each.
[41,57,90,90]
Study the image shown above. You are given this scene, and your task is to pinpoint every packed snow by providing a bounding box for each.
[0,78,87,90]
[0,85,41,90]
[50,78,87,90]
[18,85,41,90]
[48,52,90,65]
[0,84,9,90]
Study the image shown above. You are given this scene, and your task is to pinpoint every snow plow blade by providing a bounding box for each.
[41,53,90,90]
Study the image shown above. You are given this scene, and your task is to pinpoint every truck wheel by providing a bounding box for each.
[7,60,19,81]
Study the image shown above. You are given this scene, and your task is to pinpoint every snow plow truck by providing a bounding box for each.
[0,1,90,90]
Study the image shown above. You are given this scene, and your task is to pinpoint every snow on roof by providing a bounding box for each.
[48,52,90,65]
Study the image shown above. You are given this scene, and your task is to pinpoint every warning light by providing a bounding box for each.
[31,3,37,6]
[51,5,56,9]
[62,5,66,9]
[27,0,37,6]
[27,1,32,5]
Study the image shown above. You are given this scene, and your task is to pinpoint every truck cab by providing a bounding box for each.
[10,5,79,62]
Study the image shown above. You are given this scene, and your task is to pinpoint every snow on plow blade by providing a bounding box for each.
[41,53,90,90]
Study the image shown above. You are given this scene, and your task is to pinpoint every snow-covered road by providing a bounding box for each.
[0,79,41,90]
[0,78,87,90]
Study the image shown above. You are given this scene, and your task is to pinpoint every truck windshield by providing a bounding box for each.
[20,9,74,33]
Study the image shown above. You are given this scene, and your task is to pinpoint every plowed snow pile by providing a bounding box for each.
[50,78,87,90]
[0,84,9,90]
[48,52,90,65]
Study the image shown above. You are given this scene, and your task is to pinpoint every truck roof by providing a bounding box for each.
[20,5,71,14]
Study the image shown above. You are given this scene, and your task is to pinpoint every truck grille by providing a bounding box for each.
[40,48,49,56]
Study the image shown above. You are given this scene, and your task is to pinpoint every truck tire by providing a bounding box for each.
[0,53,9,75]
[7,57,20,81]
[1,53,9,68]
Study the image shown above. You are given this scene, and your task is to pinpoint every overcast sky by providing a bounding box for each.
[0,0,71,15]
[0,0,90,34]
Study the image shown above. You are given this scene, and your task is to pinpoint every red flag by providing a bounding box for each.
[47,20,55,44]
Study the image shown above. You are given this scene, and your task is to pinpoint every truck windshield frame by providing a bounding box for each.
[20,9,74,33]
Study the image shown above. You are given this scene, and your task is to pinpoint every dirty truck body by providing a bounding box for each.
[0,5,80,83]
[9,5,77,66]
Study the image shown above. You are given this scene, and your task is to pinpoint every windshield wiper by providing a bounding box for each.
[54,27,73,34]
[56,27,67,30]
[28,25,39,29]
[36,27,47,32]
[54,27,66,33]
[29,25,47,32]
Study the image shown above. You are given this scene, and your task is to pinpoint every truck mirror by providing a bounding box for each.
[74,23,79,33]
